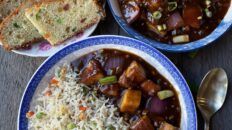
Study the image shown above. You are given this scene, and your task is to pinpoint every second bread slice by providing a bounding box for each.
[25,0,103,45]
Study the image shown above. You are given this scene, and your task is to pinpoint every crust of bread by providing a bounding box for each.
[0,0,25,23]
[2,37,43,51]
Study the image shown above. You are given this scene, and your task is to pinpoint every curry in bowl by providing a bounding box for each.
[26,49,181,130]
[119,0,231,44]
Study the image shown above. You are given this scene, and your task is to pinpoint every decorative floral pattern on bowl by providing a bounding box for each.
[39,41,52,51]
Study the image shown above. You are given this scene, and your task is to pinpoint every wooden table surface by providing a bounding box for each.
[0,7,232,130]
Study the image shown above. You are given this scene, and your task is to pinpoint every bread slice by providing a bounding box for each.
[25,0,103,45]
[0,0,26,23]
[0,1,43,50]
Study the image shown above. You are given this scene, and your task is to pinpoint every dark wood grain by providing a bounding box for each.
[0,5,232,130]
[180,29,232,130]
[0,49,45,130]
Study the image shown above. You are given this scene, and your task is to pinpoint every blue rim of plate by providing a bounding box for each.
[107,0,232,52]
[18,35,197,130]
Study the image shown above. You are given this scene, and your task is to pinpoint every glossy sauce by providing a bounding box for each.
[71,49,181,129]
[119,0,231,44]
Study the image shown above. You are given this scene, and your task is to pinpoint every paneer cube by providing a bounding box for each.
[118,72,134,88]
[125,61,146,83]
[80,59,104,85]
[159,122,178,130]
[100,84,120,97]
[119,89,141,113]
[141,80,161,96]
[131,116,154,130]
[118,61,146,88]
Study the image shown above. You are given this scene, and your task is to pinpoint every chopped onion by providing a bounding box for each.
[104,56,125,75]
[172,35,190,43]
[146,97,166,115]
[166,12,185,30]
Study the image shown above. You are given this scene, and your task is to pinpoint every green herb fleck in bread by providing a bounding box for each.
[0,0,26,23]
[0,1,43,50]
[25,0,104,45]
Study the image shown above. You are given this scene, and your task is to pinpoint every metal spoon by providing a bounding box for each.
[197,68,228,130]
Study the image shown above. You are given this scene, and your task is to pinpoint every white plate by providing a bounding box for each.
[0,23,98,57]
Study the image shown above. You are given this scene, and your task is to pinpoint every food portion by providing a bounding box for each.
[0,0,104,51]
[27,65,129,129]
[27,49,181,130]
[25,0,104,45]
[119,0,231,44]
[0,1,43,50]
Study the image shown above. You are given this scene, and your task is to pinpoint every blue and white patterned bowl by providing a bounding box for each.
[107,0,232,52]
[18,35,197,130]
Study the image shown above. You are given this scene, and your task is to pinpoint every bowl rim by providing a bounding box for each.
[17,35,197,130]
[107,0,232,52]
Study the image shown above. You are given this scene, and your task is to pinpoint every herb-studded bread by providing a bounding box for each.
[25,0,104,45]
[0,0,26,23]
[0,1,43,50]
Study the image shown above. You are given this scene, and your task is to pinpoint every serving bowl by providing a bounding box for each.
[107,0,232,52]
[18,35,197,130]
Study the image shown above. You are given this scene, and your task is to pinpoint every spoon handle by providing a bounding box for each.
[204,119,210,130]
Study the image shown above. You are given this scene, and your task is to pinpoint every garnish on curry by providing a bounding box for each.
[119,0,231,44]
[71,49,181,129]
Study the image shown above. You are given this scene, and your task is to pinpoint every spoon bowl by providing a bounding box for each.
[197,68,228,130]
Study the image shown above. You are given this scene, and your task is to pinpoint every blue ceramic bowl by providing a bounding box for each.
[107,0,232,52]
[18,35,197,130]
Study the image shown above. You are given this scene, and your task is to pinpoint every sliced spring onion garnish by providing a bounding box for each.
[99,76,117,85]
[197,16,203,20]
[153,11,162,20]
[168,2,178,12]
[162,24,167,30]
[205,8,212,18]
[157,90,174,100]
[205,0,211,6]
[172,34,190,43]
[157,24,167,31]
